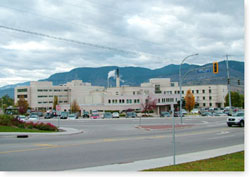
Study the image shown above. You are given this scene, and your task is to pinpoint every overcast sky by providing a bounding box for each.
[0,0,245,87]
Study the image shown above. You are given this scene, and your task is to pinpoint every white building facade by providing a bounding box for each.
[15,77,228,115]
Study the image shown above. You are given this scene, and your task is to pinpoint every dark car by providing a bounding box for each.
[44,112,53,119]
[160,111,171,117]
[201,111,213,116]
[82,112,89,118]
[103,112,112,118]
[126,112,137,118]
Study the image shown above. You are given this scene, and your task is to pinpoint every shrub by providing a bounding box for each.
[0,114,58,132]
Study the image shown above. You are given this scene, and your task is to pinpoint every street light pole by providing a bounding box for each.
[226,55,232,113]
[179,53,199,124]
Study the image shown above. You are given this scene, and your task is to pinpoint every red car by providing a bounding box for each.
[91,113,100,119]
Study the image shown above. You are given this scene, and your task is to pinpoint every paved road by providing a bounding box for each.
[0,116,244,171]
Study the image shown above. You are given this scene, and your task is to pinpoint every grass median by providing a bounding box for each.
[144,151,244,171]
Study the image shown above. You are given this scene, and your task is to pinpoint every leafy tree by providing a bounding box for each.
[240,94,244,108]
[0,95,14,110]
[184,89,195,112]
[141,96,157,114]
[53,96,58,110]
[224,92,243,108]
[70,99,80,113]
[17,95,29,114]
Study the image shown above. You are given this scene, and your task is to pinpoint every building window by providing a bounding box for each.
[116,92,119,95]
[18,95,27,98]
[203,103,206,107]
[155,85,161,94]
[209,103,212,107]
[202,90,205,93]
[108,99,111,104]
[196,90,199,94]
[209,89,212,93]
[203,97,206,100]
[171,83,175,87]
[17,88,27,92]
[158,99,160,103]
[133,91,136,95]
[192,90,194,94]
[209,96,212,100]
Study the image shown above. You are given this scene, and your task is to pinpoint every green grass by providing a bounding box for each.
[144,151,244,171]
[0,126,54,133]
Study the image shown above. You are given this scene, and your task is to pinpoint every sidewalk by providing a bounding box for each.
[71,144,244,171]
[0,127,83,137]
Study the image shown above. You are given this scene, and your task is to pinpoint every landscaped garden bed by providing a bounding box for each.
[0,114,58,132]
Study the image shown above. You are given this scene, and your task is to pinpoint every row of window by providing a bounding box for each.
[196,96,212,101]
[198,103,213,107]
[37,95,68,98]
[37,101,68,104]
[108,99,140,104]
[158,98,174,103]
[37,89,68,92]
[174,89,212,94]
[17,88,28,92]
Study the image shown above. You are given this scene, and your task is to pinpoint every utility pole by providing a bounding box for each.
[226,55,232,112]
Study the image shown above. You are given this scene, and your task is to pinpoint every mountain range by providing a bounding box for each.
[0,60,244,98]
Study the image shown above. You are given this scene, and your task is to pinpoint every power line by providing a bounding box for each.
[0,24,137,55]
[0,24,176,63]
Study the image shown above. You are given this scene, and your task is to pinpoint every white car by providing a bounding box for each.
[112,112,120,118]
[191,109,199,114]
[227,112,244,127]
[68,114,77,120]
[28,114,39,121]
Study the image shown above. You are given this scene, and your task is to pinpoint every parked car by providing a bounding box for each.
[227,112,244,127]
[60,112,69,119]
[17,115,27,121]
[174,111,184,117]
[112,112,120,118]
[28,114,39,121]
[160,111,171,117]
[126,112,137,118]
[68,113,78,120]
[82,112,89,118]
[91,113,100,119]
[44,112,53,119]
[213,111,228,116]
[201,111,213,116]
[181,109,187,115]
[103,112,113,119]
[191,109,199,114]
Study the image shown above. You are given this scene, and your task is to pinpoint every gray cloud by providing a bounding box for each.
[0,0,244,87]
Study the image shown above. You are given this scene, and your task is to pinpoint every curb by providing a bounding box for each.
[71,144,244,171]
[0,127,83,137]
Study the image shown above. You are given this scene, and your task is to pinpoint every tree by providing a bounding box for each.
[184,89,195,112]
[70,99,80,113]
[53,96,58,110]
[141,96,157,114]
[0,95,14,110]
[224,92,243,108]
[17,95,29,114]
